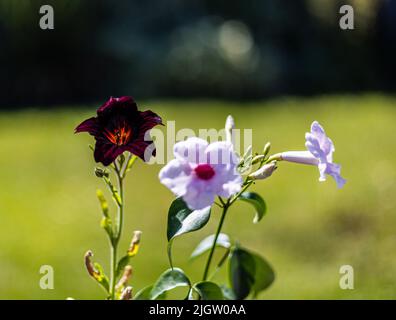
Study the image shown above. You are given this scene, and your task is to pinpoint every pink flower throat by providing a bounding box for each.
[194,164,215,180]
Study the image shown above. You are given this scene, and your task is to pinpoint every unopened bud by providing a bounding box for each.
[225,115,235,145]
[248,162,277,180]
[251,154,266,164]
[127,231,142,257]
[120,286,133,300]
[116,265,133,291]
[84,250,99,279]
[263,142,271,157]
[95,167,109,178]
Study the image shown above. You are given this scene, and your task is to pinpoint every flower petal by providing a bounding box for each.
[125,140,155,162]
[305,133,326,161]
[281,151,319,165]
[74,117,99,136]
[139,110,163,131]
[97,96,138,115]
[325,162,346,188]
[159,159,192,198]
[128,110,163,161]
[204,141,242,197]
[318,162,346,188]
[219,175,243,198]
[205,141,239,166]
[310,121,334,156]
[174,137,208,163]
[94,139,125,166]
[183,180,216,210]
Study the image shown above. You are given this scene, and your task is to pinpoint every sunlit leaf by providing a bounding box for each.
[150,268,191,300]
[238,192,267,223]
[134,285,153,300]
[167,198,211,266]
[190,233,231,259]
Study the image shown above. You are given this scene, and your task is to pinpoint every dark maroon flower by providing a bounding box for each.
[75,96,163,166]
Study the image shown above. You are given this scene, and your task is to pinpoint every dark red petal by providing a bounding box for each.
[97,96,137,115]
[75,117,99,135]
[139,110,163,131]
[94,139,125,166]
[126,140,156,162]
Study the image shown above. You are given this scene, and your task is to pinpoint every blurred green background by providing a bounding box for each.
[1,0,395,107]
[1,95,395,299]
[1,0,396,300]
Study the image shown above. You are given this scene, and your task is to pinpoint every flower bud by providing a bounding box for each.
[127,231,142,257]
[248,162,277,180]
[116,265,133,292]
[120,286,133,300]
[84,250,99,279]
[225,115,235,145]
[251,154,266,165]
[263,142,271,157]
[94,167,109,178]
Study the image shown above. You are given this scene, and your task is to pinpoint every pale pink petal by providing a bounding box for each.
[159,159,192,197]
[174,137,208,164]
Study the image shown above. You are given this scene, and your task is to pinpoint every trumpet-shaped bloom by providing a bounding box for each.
[281,121,346,188]
[159,137,243,210]
[75,96,162,166]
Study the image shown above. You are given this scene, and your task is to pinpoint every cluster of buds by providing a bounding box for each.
[84,230,142,300]
[228,113,277,182]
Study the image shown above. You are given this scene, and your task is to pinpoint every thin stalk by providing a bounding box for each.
[202,179,253,282]
[109,164,124,300]
[202,201,230,281]
[109,245,117,299]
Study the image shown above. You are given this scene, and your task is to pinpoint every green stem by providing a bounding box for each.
[109,244,117,299]
[116,172,124,242]
[202,178,253,281]
[202,201,230,281]
[109,165,124,300]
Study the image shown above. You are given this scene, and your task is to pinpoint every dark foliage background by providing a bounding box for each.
[0,0,395,108]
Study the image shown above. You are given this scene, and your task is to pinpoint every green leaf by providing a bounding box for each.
[150,268,191,300]
[228,246,275,300]
[190,233,231,259]
[134,285,153,300]
[193,281,224,300]
[238,192,267,223]
[220,285,236,300]
[167,198,211,266]
[228,247,256,300]
[251,253,275,298]
[116,255,130,278]
[134,285,167,300]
